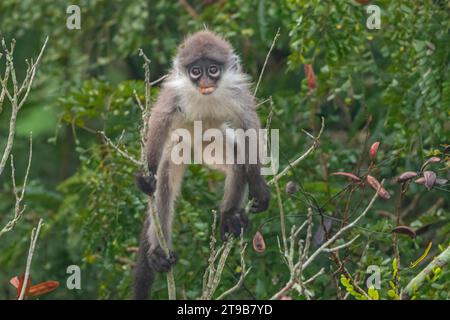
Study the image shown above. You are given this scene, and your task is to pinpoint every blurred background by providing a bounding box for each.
[0,0,448,299]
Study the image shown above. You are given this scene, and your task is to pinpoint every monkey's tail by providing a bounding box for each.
[133,218,155,300]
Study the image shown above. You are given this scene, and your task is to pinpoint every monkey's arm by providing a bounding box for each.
[239,97,271,213]
[135,87,178,195]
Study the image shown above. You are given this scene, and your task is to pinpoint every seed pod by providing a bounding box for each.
[28,281,60,297]
[397,171,418,183]
[392,226,416,239]
[252,231,266,253]
[369,142,380,160]
[330,172,361,182]
[423,171,437,190]
[285,181,298,195]
[366,175,391,199]
[420,157,440,172]
[414,177,425,185]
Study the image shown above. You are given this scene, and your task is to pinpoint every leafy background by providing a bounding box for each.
[0,0,448,299]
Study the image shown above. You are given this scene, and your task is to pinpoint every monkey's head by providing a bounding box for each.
[173,31,244,96]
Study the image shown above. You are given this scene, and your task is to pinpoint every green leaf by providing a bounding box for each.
[368,286,379,300]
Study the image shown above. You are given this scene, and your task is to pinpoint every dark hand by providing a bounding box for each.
[135,171,157,195]
[248,181,270,213]
[147,246,178,273]
[220,208,249,240]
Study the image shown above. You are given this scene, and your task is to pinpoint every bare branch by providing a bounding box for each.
[0,36,48,177]
[269,117,325,185]
[254,28,281,97]
[217,233,251,300]
[323,235,360,253]
[98,130,143,167]
[0,133,33,237]
[18,218,44,300]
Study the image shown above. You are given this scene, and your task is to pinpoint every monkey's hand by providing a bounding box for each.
[147,246,178,273]
[248,180,270,213]
[135,171,157,195]
[220,208,249,241]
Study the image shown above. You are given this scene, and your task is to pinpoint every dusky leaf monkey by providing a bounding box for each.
[133,31,270,299]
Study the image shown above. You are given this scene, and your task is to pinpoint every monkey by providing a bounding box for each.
[133,31,270,299]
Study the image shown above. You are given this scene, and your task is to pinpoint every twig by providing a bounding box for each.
[269,117,325,185]
[323,235,360,253]
[0,37,48,177]
[217,233,250,300]
[201,236,235,300]
[18,219,44,300]
[97,130,143,167]
[270,185,380,300]
[179,0,199,18]
[0,133,33,237]
[254,28,280,97]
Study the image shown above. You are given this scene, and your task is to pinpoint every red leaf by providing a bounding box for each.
[369,141,380,160]
[304,64,316,91]
[252,231,266,253]
[366,175,391,199]
[28,281,60,297]
[9,276,20,288]
[330,172,361,182]
[16,274,31,300]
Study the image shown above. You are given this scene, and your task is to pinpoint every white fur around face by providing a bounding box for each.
[165,61,251,124]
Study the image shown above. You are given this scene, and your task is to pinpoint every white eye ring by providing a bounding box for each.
[189,66,202,79]
[208,65,220,77]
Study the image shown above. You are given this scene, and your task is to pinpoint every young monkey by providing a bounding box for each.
[133,31,270,299]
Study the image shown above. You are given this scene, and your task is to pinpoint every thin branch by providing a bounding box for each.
[97,130,143,167]
[254,28,280,97]
[0,36,48,177]
[323,235,360,253]
[269,117,325,185]
[0,133,33,237]
[18,219,44,300]
[271,185,380,300]
[217,233,250,300]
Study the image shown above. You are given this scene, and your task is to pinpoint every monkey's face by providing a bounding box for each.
[186,58,222,95]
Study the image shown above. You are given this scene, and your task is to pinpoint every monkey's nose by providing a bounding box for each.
[199,86,215,95]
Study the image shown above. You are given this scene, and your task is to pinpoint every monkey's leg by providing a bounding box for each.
[146,155,185,272]
[133,216,155,299]
[219,164,249,240]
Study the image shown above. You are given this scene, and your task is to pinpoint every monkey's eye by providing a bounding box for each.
[208,65,220,77]
[189,66,202,79]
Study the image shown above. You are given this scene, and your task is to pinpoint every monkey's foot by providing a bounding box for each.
[135,171,157,195]
[220,209,249,240]
[249,183,270,213]
[147,247,178,273]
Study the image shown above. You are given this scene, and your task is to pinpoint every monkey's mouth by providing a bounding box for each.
[199,86,216,95]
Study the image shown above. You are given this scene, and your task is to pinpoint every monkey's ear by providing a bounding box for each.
[134,171,157,195]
